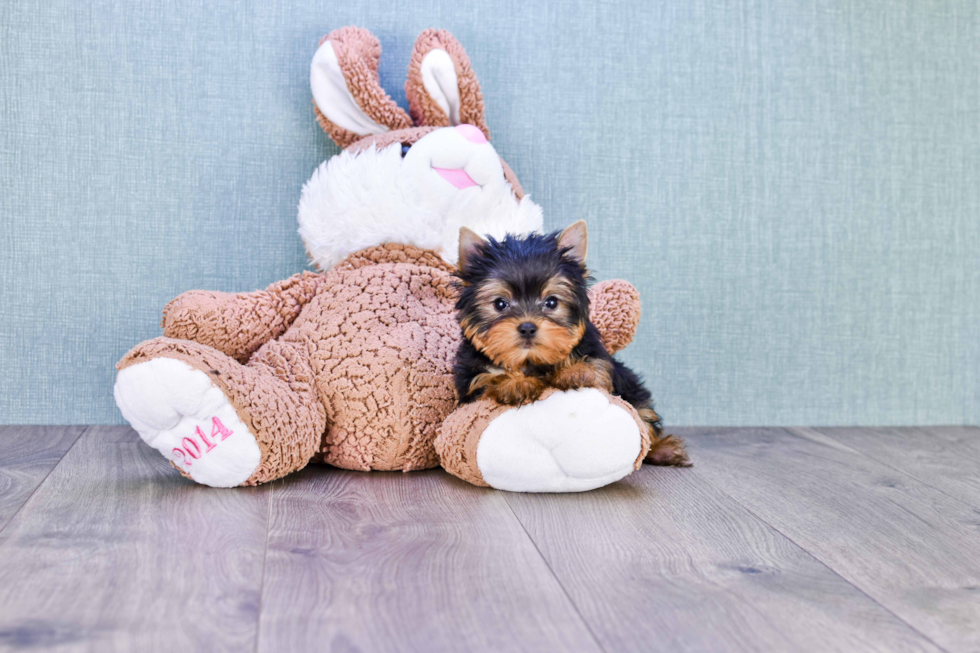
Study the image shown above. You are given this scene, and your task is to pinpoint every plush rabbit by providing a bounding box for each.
[114,27,653,491]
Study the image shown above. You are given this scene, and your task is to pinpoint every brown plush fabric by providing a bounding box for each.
[589,279,642,355]
[306,244,460,472]
[434,397,510,487]
[120,243,642,486]
[161,271,327,363]
[313,27,413,148]
[331,241,456,273]
[605,391,653,469]
[346,126,438,154]
[405,29,490,139]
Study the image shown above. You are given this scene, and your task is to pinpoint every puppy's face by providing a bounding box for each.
[456,222,590,370]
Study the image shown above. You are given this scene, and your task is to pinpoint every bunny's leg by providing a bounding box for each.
[436,388,649,492]
[115,336,325,487]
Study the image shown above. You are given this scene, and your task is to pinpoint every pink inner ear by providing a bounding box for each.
[455,124,487,144]
[433,167,479,189]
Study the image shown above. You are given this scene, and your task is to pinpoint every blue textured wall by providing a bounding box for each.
[2,0,978,425]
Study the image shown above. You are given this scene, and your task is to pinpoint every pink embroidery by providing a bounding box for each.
[182,437,201,459]
[171,417,235,469]
[211,417,233,440]
[197,425,217,452]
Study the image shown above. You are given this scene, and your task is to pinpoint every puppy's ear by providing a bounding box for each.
[458,227,486,271]
[558,220,588,267]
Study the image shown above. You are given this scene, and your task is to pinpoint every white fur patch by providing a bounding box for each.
[476,389,643,492]
[114,358,261,488]
[298,127,543,271]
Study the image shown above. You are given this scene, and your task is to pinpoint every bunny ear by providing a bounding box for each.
[405,30,489,138]
[311,27,412,148]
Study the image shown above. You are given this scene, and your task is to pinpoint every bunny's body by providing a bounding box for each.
[114,27,654,491]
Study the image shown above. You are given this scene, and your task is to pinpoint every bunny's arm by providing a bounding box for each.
[589,279,642,354]
[161,272,327,363]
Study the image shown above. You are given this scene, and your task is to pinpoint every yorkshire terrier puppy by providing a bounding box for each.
[453,221,690,466]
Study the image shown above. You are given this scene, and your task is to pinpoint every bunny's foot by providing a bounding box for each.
[437,388,648,492]
[115,357,261,487]
[115,337,327,487]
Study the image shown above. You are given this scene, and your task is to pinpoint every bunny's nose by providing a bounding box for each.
[455,124,487,144]
[518,322,538,338]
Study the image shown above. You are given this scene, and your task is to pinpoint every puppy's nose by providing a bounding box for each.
[518,322,538,338]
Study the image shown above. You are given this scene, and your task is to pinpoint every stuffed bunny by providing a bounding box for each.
[114,27,653,492]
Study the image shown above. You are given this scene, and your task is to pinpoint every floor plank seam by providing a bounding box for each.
[500,495,609,653]
[0,425,89,539]
[807,427,980,512]
[253,481,275,653]
[688,460,953,653]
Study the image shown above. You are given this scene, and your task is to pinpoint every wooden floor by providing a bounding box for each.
[0,426,978,652]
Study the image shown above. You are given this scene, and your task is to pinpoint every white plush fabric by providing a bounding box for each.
[310,40,388,137]
[420,49,461,125]
[298,126,542,270]
[476,389,643,492]
[114,358,261,488]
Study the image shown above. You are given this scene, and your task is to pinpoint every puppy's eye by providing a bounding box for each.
[544,296,559,310]
[493,298,509,311]
[400,143,412,158]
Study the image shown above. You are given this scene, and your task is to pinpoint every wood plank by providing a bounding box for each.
[504,465,942,653]
[0,425,86,532]
[0,426,270,652]
[813,426,980,509]
[257,467,602,653]
[680,426,980,653]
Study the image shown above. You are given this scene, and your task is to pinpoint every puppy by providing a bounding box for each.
[453,221,690,466]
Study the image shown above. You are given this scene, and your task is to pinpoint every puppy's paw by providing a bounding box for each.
[551,359,613,392]
[486,373,546,405]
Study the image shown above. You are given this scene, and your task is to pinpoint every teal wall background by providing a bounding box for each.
[2,0,978,426]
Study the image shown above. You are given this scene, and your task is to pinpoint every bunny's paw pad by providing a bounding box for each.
[476,388,642,492]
